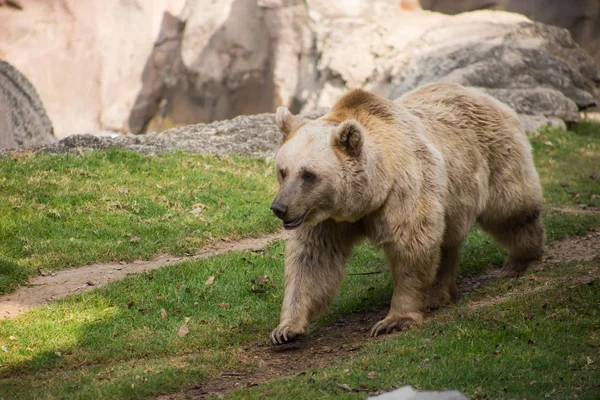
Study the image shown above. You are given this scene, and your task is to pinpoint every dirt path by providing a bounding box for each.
[0,232,287,319]
[158,229,600,399]
[2,226,599,321]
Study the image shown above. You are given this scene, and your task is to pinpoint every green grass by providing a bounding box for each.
[532,122,600,208]
[0,227,598,399]
[0,123,599,399]
[0,150,279,294]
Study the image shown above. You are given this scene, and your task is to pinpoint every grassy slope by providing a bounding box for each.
[0,123,598,399]
[0,151,279,294]
[229,260,600,400]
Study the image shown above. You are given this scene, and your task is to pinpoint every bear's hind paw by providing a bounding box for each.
[370,316,420,337]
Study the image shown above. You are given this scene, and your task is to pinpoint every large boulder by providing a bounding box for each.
[369,12,600,130]
[419,0,600,76]
[131,1,599,133]
[0,60,55,149]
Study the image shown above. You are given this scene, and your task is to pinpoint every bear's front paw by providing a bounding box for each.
[270,325,302,345]
[370,315,420,337]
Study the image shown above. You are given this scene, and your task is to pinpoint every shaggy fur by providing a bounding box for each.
[269,83,544,344]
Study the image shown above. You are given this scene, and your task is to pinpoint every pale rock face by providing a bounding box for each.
[132,0,597,134]
[0,0,185,138]
[2,0,598,139]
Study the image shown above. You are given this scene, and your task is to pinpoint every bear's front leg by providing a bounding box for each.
[370,245,439,337]
[271,222,359,345]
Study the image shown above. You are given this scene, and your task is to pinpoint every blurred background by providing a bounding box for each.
[0,0,598,146]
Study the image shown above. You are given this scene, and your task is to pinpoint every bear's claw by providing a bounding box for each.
[370,317,416,337]
[270,326,295,345]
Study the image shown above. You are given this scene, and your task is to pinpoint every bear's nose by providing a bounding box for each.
[270,202,288,219]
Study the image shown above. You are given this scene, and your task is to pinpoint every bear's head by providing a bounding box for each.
[270,106,368,230]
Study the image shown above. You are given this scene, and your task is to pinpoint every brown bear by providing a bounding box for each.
[269,82,544,344]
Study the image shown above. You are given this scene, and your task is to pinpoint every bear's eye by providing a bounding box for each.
[302,171,317,182]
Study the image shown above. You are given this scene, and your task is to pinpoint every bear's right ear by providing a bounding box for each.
[275,106,299,143]
[331,119,364,157]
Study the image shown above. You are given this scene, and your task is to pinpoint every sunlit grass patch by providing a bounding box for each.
[0,150,279,294]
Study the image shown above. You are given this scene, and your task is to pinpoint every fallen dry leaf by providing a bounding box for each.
[336,383,352,391]
[219,303,231,309]
[367,371,380,379]
[160,308,168,319]
[473,357,480,366]
[177,324,190,337]
[205,276,215,286]
[190,207,203,216]
[256,275,270,285]
[130,236,141,243]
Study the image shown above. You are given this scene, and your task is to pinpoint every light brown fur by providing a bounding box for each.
[269,83,544,344]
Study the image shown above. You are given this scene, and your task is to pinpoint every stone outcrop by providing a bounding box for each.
[372,13,600,131]
[33,108,325,158]
[420,0,600,76]
[130,1,599,134]
[0,61,55,149]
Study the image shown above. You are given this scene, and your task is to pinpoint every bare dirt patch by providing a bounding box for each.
[544,230,600,264]
[0,232,287,319]
[157,307,391,399]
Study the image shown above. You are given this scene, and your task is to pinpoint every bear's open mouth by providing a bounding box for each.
[283,210,308,230]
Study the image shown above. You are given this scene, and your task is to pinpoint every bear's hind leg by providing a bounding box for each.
[479,208,544,278]
[427,243,461,309]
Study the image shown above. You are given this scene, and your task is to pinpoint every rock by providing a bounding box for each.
[0,0,186,138]
[43,113,280,158]
[128,12,187,134]
[134,2,598,134]
[419,0,600,76]
[368,385,468,400]
[380,15,598,110]
[306,8,598,131]
[129,0,312,131]
[35,108,326,158]
[0,60,55,149]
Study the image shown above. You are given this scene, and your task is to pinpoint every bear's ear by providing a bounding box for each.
[331,119,364,157]
[275,106,298,143]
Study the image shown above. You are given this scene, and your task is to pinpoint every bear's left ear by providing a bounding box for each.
[275,106,299,143]
[331,119,364,157]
